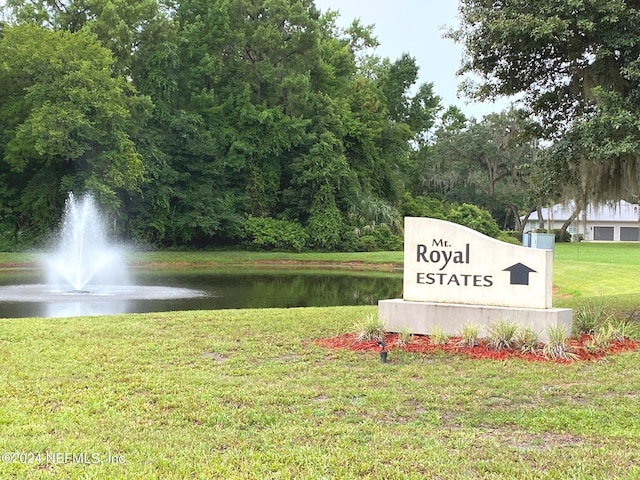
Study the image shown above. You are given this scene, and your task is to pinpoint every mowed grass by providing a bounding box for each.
[131,250,404,266]
[2,307,640,479]
[1,243,640,478]
[554,242,640,309]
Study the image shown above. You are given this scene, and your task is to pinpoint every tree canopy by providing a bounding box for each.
[9,0,621,249]
[452,0,640,203]
[0,22,148,239]
[0,0,448,249]
[414,109,537,231]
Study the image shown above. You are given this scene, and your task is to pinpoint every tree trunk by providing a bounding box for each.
[559,201,584,242]
[505,202,520,231]
[518,205,538,234]
[536,205,544,231]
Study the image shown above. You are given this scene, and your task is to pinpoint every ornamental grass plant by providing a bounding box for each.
[430,325,449,345]
[354,313,386,342]
[543,324,578,361]
[485,320,519,351]
[457,323,479,347]
[514,326,541,355]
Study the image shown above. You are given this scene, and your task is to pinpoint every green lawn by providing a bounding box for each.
[1,244,640,478]
[0,249,404,270]
[554,242,640,310]
[131,250,404,266]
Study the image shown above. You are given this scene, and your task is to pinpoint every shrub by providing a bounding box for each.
[370,225,403,251]
[338,228,366,252]
[306,202,343,251]
[501,230,522,241]
[553,229,572,243]
[447,203,501,238]
[0,228,20,251]
[245,216,308,252]
[497,231,521,245]
[401,193,449,219]
[343,224,403,252]
[0,222,39,250]
[358,234,379,252]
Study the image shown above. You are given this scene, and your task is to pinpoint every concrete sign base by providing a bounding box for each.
[379,299,573,344]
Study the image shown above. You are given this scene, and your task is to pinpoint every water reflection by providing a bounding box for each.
[0,283,207,318]
[46,301,131,318]
[0,268,402,318]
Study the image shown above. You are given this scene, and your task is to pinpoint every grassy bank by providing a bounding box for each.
[132,250,404,267]
[1,307,640,479]
[0,250,404,270]
[1,243,640,478]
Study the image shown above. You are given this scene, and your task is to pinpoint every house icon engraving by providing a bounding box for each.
[503,263,536,286]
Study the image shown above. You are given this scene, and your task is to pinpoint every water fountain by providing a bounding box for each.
[0,192,205,317]
[45,193,130,292]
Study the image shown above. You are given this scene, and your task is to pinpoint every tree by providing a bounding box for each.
[6,0,162,76]
[0,24,149,242]
[451,0,640,202]
[417,109,537,229]
[5,0,179,243]
[0,0,444,249]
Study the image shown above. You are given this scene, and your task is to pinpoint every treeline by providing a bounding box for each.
[0,0,527,251]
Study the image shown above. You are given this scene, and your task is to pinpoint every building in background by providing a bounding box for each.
[522,201,640,241]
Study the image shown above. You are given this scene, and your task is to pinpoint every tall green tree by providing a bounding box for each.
[158,0,322,244]
[0,24,149,242]
[6,0,162,75]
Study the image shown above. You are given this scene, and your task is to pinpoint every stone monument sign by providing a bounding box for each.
[379,217,572,342]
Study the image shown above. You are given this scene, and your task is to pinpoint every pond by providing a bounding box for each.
[0,267,402,319]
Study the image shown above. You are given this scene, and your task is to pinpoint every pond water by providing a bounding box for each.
[0,267,402,319]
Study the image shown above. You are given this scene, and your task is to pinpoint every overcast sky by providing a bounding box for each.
[313,0,512,120]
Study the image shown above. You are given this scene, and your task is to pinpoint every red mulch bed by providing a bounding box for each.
[315,333,640,363]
